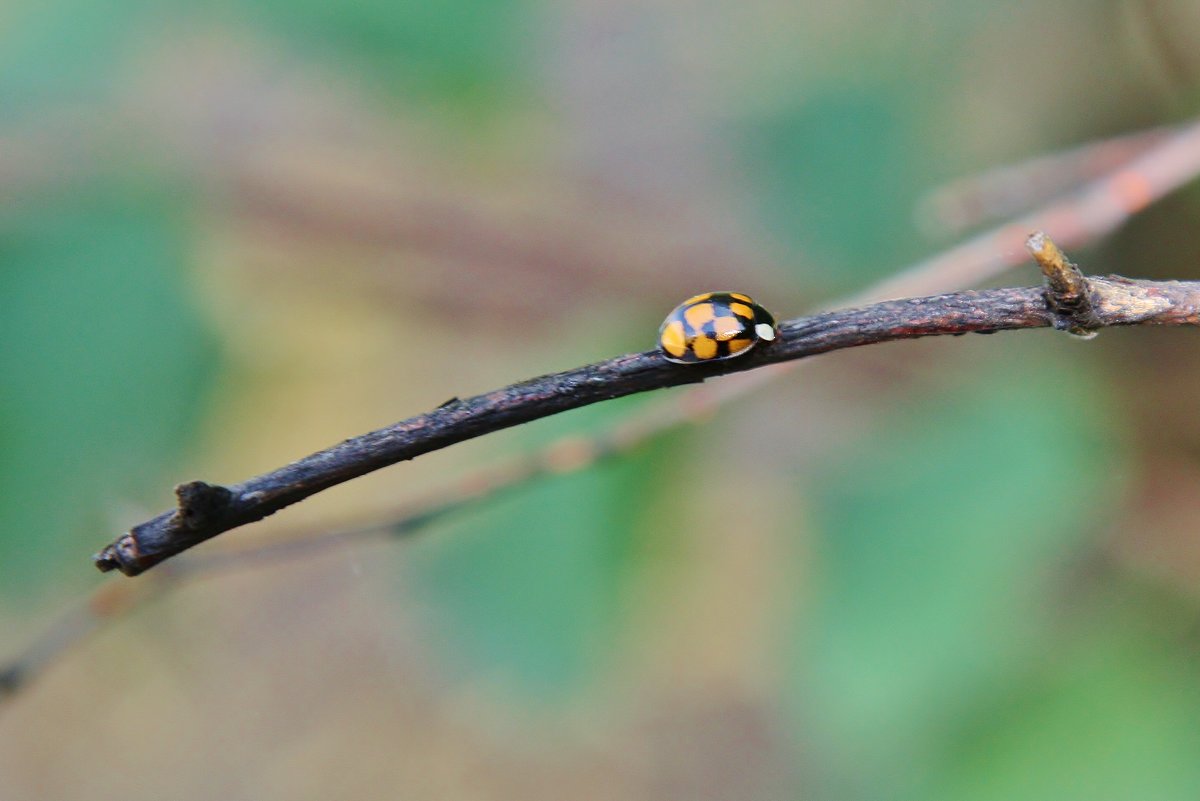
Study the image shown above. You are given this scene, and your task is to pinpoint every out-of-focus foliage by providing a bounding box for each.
[800,343,1123,799]
[4,0,1200,799]
[0,178,217,593]
[412,401,678,695]
[244,0,534,102]
[742,90,930,286]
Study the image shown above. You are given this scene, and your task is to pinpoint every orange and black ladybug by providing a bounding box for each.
[658,292,778,364]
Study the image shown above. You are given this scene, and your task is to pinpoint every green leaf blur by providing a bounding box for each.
[0,180,217,592]
[4,0,1200,797]
[796,340,1132,800]
[410,401,675,696]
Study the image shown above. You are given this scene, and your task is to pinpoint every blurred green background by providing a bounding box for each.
[4,0,1200,798]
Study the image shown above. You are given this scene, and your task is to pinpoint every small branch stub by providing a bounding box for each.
[1027,231,1102,337]
[173,481,234,529]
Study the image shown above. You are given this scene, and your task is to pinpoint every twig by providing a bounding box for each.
[91,117,1200,577]
[3,414,658,704]
[7,117,1200,710]
[2,222,1189,708]
[0,578,170,701]
[94,258,1200,576]
[916,125,1178,236]
[871,117,1200,301]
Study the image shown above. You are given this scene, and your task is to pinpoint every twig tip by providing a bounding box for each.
[1025,231,1077,281]
[93,549,119,573]
[1025,230,1049,253]
[92,533,142,576]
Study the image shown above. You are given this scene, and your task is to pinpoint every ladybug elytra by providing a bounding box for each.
[658,292,778,364]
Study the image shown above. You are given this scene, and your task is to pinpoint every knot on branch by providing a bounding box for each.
[1027,231,1102,337]
[172,481,234,530]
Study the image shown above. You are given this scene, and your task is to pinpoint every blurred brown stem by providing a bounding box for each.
[93,236,1200,577]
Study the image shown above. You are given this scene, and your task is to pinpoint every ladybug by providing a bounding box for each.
[658,292,778,364]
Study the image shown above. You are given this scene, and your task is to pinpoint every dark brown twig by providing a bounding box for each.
[9,117,1200,710]
[1,225,1187,708]
[91,117,1200,577]
[94,258,1200,577]
[4,417,655,704]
